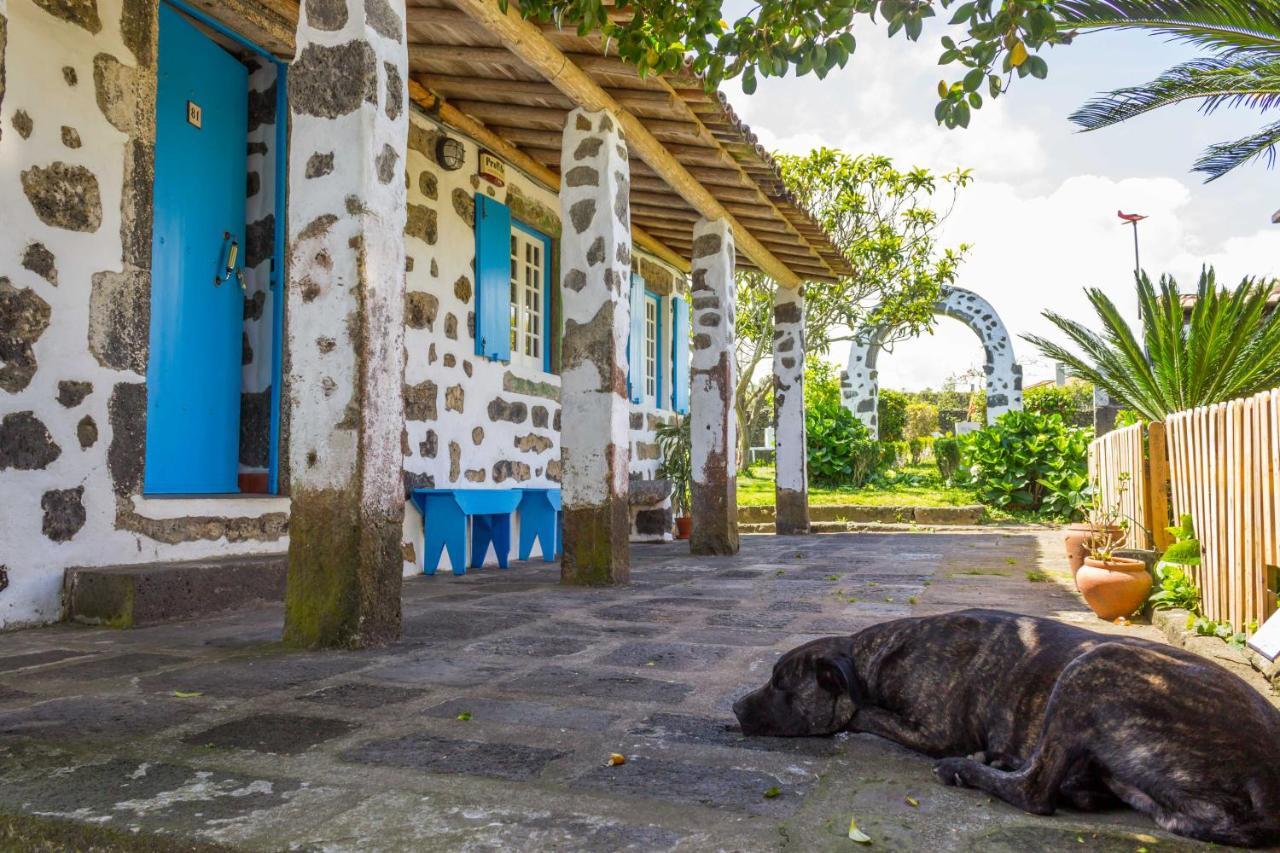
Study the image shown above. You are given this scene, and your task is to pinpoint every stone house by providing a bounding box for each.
[0,0,849,637]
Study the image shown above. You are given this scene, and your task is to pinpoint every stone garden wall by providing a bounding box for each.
[0,0,289,632]
[398,108,685,572]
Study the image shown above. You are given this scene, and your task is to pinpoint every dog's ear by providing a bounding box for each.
[814,654,854,696]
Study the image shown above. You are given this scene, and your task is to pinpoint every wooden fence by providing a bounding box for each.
[1087,422,1156,551]
[1164,389,1280,631]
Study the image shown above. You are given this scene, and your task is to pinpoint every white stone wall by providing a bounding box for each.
[0,3,689,629]
[0,0,288,632]
[397,108,684,574]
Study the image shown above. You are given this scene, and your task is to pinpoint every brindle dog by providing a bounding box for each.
[733,609,1280,847]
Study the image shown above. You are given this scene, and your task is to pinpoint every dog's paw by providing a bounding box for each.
[933,758,970,787]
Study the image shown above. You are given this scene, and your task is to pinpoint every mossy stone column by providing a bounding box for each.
[773,286,810,534]
[558,107,632,585]
[282,0,409,648]
[689,217,739,555]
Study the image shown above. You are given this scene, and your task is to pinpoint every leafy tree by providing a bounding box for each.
[1024,269,1280,422]
[1024,381,1094,421]
[733,151,970,468]
[963,410,1091,518]
[1060,2,1280,180]
[511,0,1075,127]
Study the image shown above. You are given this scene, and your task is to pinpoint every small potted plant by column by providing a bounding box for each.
[1064,476,1125,574]
[656,418,692,540]
[1075,490,1151,621]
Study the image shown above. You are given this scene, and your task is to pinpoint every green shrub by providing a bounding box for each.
[1024,383,1094,420]
[933,435,963,482]
[878,389,909,442]
[806,400,888,488]
[904,402,939,442]
[962,410,1090,518]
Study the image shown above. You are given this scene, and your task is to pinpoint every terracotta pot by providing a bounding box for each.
[1076,557,1152,621]
[1063,524,1123,575]
[675,516,692,540]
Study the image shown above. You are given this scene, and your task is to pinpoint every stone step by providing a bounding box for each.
[737,504,985,525]
[64,555,286,628]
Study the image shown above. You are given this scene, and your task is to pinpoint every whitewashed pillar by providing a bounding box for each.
[689,217,738,555]
[558,108,632,585]
[773,286,809,534]
[282,0,408,647]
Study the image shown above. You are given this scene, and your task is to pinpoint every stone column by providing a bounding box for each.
[773,286,809,535]
[558,108,632,585]
[689,217,739,555]
[282,0,409,648]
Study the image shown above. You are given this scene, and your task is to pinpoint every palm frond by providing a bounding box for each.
[1070,57,1280,131]
[1192,117,1280,179]
[1055,1,1280,58]
[1026,268,1280,420]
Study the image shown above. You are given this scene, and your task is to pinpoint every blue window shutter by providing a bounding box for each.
[672,295,690,414]
[474,194,511,361]
[628,273,645,403]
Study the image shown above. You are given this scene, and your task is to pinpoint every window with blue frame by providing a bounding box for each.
[474,194,554,373]
[642,291,662,408]
[508,222,551,372]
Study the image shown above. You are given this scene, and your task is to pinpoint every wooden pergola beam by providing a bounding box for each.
[407,79,689,274]
[449,0,804,288]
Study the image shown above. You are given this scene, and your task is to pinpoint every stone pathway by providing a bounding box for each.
[0,532,1232,850]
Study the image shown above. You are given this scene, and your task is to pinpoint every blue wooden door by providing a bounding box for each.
[145,4,248,494]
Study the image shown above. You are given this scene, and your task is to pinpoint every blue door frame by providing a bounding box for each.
[147,0,288,494]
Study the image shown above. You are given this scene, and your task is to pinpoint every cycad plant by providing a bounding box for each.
[1023,269,1280,421]
[1057,1,1280,180]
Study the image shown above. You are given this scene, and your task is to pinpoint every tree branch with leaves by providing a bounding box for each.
[731,150,972,468]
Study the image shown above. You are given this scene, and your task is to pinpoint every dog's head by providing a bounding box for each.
[732,636,858,737]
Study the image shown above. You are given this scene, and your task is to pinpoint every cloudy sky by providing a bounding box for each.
[729,21,1280,390]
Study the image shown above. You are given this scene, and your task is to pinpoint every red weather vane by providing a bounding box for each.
[1117,210,1148,224]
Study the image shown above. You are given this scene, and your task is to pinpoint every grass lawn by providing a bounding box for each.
[737,462,986,508]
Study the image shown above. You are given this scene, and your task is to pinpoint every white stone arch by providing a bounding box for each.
[840,286,1023,438]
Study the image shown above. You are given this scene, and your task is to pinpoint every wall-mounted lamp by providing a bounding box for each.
[436,136,465,171]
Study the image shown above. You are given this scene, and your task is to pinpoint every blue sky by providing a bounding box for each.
[727,21,1280,389]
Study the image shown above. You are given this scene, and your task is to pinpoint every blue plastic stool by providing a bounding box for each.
[516,488,562,561]
[409,489,522,575]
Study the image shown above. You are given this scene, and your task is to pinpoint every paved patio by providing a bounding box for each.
[0,532,1222,851]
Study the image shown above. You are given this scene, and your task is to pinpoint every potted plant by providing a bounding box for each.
[1075,488,1151,621]
[1064,475,1124,574]
[656,417,692,540]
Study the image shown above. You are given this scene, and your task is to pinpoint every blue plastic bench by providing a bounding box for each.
[517,487,562,561]
[409,488,522,575]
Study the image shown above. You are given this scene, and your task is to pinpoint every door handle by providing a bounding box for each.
[215,232,247,292]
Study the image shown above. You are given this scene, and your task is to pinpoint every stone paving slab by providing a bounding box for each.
[0,531,1239,850]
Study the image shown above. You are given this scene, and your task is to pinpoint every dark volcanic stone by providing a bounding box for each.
[574,756,802,815]
[300,682,427,709]
[20,162,102,231]
[0,758,301,829]
[140,654,367,698]
[594,641,732,672]
[291,41,377,118]
[594,604,681,624]
[517,666,693,704]
[32,0,102,33]
[41,486,85,542]
[0,411,60,470]
[401,608,536,641]
[343,733,565,781]
[464,633,592,658]
[57,379,92,407]
[183,713,358,754]
[424,697,617,732]
[630,713,836,756]
[0,649,92,673]
[0,695,199,740]
[0,280,51,393]
[707,611,795,630]
[26,652,182,681]
[677,628,782,647]
[364,655,515,687]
